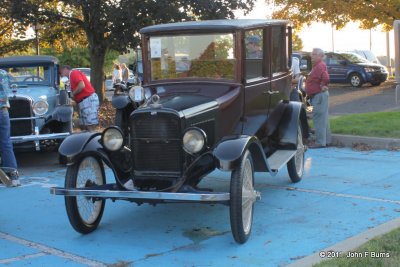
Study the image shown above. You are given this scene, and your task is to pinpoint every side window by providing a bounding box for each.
[328,54,342,65]
[271,26,287,74]
[245,29,263,80]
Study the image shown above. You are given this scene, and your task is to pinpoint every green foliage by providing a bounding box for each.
[270,0,400,31]
[292,30,303,51]
[330,112,400,138]
[41,47,119,73]
[2,0,256,100]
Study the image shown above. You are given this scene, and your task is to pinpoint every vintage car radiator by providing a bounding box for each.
[131,112,182,173]
[9,97,33,136]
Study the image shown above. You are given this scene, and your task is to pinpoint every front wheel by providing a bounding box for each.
[287,125,305,183]
[230,150,256,244]
[65,156,106,234]
[349,73,363,87]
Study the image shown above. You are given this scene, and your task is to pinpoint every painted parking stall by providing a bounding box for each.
[0,148,400,266]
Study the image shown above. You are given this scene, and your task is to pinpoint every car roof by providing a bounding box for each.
[140,19,290,34]
[0,56,58,66]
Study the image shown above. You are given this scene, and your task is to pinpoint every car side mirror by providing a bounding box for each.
[339,60,347,66]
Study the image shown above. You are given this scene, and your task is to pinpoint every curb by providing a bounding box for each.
[286,217,400,267]
[331,134,400,150]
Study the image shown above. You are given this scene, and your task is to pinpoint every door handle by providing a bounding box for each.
[263,90,280,95]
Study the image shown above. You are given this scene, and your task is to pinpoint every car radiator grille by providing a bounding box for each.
[9,98,33,136]
[131,112,182,173]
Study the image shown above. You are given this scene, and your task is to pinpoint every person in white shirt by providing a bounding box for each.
[291,56,301,83]
[112,64,122,84]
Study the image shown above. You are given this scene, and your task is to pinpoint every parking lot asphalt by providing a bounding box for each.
[1,147,400,267]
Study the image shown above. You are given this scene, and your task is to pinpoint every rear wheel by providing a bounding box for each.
[349,73,363,87]
[65,156,106,234]
[230,150,256,244]
[287,125,305,183]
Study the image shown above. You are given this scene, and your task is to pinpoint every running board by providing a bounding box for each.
[50,184,231,203]
[267,150,296,172]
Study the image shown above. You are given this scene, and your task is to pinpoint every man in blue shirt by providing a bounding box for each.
[0,69,20,186]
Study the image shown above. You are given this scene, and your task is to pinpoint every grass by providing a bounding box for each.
[327,112,400,139]
[314,227,400,267]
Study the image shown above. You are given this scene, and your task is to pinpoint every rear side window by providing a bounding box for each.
[271,26,287,75]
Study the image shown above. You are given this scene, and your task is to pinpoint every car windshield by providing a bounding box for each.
[0,65,51,86]
[148,33,235,81]
[340,53,369,64]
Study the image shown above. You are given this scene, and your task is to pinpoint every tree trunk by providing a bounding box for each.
[89,45,106,104]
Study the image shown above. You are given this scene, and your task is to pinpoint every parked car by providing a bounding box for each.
[324,52,388,87]
[105,79,114,91]
[52,19,309,244]
[0,56,73,152]
[73,67,91,81]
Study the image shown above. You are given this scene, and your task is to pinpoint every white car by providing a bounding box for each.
[105,79,114,91]
[73,67,91,81]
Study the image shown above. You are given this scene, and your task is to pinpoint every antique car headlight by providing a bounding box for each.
[128,86,145,103]
[32,100,49,116]
[102,127,124,151]
[183,128,206,154]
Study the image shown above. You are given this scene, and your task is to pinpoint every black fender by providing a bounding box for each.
[59,132,107,164]
[58,132,129,187]
[279,101,309,146]
[267,101,309,148]
[213,135,269,172]
[51,105,73,122]
[112,94,130,109]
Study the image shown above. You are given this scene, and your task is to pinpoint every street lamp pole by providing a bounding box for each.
[33,23,41,55]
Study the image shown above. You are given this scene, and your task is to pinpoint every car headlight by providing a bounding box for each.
[102,127,124,151]
[364,67,375,73]
[183,128,206,154]
[32,100,49,116]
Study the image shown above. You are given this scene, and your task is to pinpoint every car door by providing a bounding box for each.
[243,28,271,139]
[325,53,349,83]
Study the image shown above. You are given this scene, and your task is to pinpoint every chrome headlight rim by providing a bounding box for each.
[101,126,124,152]
[183,127,207,155]
[32,100,49,116]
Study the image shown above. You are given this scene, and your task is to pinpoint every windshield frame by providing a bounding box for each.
[146,32,237,82]
[0,63,54,87]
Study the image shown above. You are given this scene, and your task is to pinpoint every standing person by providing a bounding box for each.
[121,63,129,83]
[0,69,20,187]
[305,48,331,148]
[112,64,122,84]
[60,66,99,132]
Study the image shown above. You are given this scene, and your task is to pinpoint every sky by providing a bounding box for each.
[235,0,395,61]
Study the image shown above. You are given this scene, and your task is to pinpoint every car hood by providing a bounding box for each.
[7,85,56,102]
[157,94,215,111]
[355,62,385,69]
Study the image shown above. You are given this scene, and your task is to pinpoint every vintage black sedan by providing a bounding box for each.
[52,19,309,244]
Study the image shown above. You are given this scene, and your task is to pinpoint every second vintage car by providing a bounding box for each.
[0,56,73,153]
[52,19,309,244]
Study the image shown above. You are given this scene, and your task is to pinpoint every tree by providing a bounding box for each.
[269,0,400,31]
[4,0,256,102]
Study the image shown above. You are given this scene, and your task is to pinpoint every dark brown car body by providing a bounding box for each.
[54,19,308,244]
